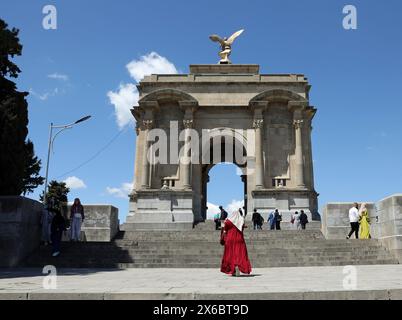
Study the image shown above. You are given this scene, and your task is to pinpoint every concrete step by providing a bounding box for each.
[23,229,398,268]
[28,248,392,258]
[28,255,395,266]
[29,244,387,254]
[115,240,384,248]
[26,244,396,263]
[116,229,325,237]
[24,259,399,269]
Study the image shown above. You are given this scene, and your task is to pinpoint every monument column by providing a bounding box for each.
[179,101,197,190]
[293,119,305,188]
[253,118,264,189]
[140,119,153,189]
[182,119,193,189]
[250,102,267,189]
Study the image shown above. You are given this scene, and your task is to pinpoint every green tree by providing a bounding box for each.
[0,18,44,195]
[21,140,45,195]
[40,180,70,210]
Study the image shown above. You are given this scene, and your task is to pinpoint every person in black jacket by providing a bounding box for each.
[219,206,228,220]
[217,206,229,230]
[299,210,309,230]
[50,208,66,257]
[252,209,263,230]
[274,209,282,230]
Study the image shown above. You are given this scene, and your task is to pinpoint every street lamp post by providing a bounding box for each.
[43,115,91,204]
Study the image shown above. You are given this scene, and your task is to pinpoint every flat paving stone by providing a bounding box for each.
[1,265,402,300]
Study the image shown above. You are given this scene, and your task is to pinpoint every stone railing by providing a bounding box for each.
[0,196,43,267]
[62,204,119,242]
[321,194,402,262]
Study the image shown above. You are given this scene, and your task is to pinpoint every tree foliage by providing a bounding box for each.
[0,18,44,195]
[40,180,70,210]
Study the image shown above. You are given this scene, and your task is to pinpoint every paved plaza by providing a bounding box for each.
[1,265,402,300]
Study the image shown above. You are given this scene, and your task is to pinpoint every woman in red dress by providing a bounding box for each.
[221,210,252,276]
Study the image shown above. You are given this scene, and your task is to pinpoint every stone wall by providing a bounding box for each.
[0,197,43,267]
[321,195,402,262]
[374,195,402,262]
[321,202,375,239]
[63,205,119,242]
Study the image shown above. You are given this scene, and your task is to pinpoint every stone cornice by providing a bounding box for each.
[249,100,269,111]
[288,100,308,111]
[138,100,160,113]
[179,100,199,113]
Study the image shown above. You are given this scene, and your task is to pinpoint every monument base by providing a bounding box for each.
[127,189,194,230]
[252,189,320,222]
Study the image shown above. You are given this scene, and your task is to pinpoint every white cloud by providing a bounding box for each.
[107,52,178,129]
[236,167,244,176]
[64,176,87,190]
[226,199,244,215]
[207,199,245,220]
[107,83,138,129]
[106,182,133,199]
[48,73,69,81]
[207,202,220,219]
[29,87,59,101]
[126,52,178,83]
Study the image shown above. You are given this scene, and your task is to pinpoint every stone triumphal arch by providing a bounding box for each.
[127,64,319,229]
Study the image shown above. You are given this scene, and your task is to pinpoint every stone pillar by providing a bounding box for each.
[133,123,141,191]
[141,120,153,189]
[293,119,305,188]
[182,119,193,189]
[253,119,264,189]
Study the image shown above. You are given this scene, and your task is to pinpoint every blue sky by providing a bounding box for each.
[1,0,401,222]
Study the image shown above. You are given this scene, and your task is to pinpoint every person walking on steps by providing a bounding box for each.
[267,210,276,230]
[274,209,282,230]
[252,209,263,230]
[347,202,360,239]
[41,204,53,245]
[214,212,221,230]
[358,203,371,239]
[50,208,66,257]
[291,211,300,230]
[220,210,252,277]
[218,206,228,230]
[299,210,309,230]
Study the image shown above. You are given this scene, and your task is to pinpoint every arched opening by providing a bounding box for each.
[205,163,246,220]
[200,129,248,220]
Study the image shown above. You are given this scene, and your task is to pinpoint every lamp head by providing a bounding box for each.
[75,115,91,124]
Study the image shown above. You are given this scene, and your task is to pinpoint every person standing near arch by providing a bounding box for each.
[220,210,252,276]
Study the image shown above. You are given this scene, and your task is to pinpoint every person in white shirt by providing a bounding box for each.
[291,211,301,230]
[346,202,360,239]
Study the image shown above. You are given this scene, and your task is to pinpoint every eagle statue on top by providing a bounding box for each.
[209,29,244,64]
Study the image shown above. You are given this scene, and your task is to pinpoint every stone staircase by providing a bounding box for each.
[23,221,399,268]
